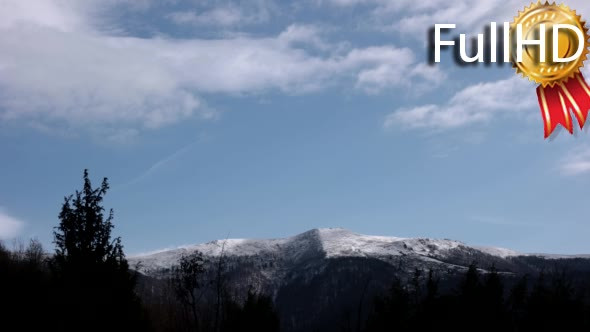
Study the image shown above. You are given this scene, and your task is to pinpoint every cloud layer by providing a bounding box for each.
[321,0,590,37]
[384,76,537,130]
[0,210,24,240]
[0,0,444,135]
[3,0,589,137]
[560,146,590,176]
[167,1,273,27]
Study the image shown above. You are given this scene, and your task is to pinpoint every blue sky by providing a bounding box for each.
[2,0,590,255]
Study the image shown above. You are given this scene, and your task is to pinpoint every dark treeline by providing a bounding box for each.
[2,170,590,331]
[365,265,590,332]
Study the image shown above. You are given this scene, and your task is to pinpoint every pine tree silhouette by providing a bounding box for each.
[481,265,507,330]
[52,169,146,331]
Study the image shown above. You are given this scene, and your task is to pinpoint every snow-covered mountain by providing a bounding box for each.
[131,228,590,332]
[129,228,519,274]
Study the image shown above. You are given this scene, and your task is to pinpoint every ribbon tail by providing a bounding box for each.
[558,73,590,130]
[537,85,573,138]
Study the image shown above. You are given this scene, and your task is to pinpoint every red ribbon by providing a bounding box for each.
[536,73,590,138]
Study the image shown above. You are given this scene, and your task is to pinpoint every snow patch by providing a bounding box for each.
[473,246,520,258]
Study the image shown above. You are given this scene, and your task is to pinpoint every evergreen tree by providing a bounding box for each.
[52,169,146,331]
[481,265,507,329]
[460,263,480,299]
[419,269,440,329]
[455,263,481,331]
[507,274,528,328]
[365,277,411,331]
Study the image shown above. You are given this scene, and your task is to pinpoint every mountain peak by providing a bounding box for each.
[129,228,514,273]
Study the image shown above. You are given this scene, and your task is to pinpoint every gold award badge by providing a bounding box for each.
[511,2,590,138]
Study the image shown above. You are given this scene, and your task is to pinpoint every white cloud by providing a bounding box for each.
[365,0,590,132]
[384,76,536,130]
[167,2,271,27]
[0,0,86,32]
[0,209,25,240]
[0,28,205,128]
[277,25,332,51]
[389,0,512,36]
[166,0,275,27]
[0,0,207,132]
[0,0,442,134]
[168,9,242,27]
[560,147,590,176]
[340,46,444,92]
[319,0,590,39]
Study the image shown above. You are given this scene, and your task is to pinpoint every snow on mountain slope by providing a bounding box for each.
[472,246,520,258]
[314,228,462,258]
[129,228,510,273]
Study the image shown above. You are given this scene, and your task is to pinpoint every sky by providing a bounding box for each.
[2,0,590,255]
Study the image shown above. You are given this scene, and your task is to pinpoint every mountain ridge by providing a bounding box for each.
[129,227,527,273]
[131,228,590,332]
[130,227,590,276]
